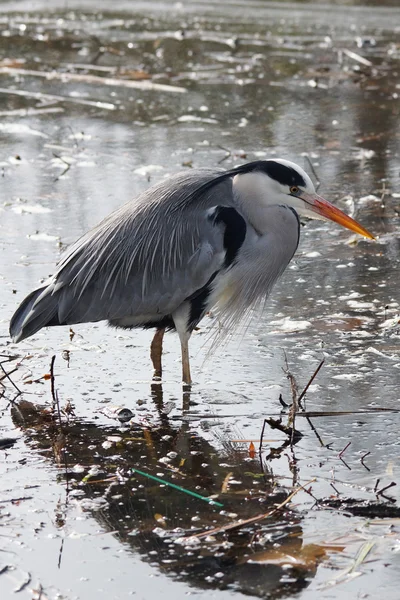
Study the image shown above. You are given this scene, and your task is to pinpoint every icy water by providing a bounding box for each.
[0,1,400,598]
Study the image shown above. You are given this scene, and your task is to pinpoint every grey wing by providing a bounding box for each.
[10,169,239,341]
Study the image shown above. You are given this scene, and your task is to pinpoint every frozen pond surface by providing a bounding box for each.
[0,1,400,598]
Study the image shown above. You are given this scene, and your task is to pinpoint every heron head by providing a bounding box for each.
[262,158,375,239]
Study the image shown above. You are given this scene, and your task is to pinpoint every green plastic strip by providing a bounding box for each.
[131,467,224,508]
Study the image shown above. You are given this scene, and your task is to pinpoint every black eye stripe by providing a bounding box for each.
[238,160,307,187]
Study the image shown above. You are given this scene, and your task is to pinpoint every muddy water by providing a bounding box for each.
[0,1,400,599]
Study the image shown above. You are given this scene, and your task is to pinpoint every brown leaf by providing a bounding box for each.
[249,441,256,459]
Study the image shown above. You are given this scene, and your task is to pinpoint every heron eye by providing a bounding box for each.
[290,186,299,194]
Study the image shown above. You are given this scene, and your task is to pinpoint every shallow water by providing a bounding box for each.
[0,1,400,599]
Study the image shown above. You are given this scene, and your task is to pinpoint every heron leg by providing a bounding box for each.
[180,337,192,386]
[171,305,193,386]
[150,328,165,379]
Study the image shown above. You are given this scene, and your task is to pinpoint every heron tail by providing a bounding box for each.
[10,284,60,343]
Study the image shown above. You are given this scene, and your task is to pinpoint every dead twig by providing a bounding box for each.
[53,153,72,181]
[50,356,58,416]
[282,355,326,447]
[285,449,300,487]
[259,418,267,456]
[0,496,33,503]
[338,446,352,470]
[0,355,22,399]
[338,441,351,459]
[297,408,400,416]
[360,451,371,472]
[185,478,316,540]
[297,359,325,408]
[0,66,186,94]
[216,144,231,163]
[330,483,341,496]
[297,359,326,446]
[49,356,70,568]
[283,352,299,446]
[264,417,302,441]
[0,86,116,111]
[278,393,289,409]
[300,481,320,507]
[13,571,31,593]
[376,481,397,499]
[0,367,18,383]
[340,48,373,68]
[304,155,321,191]
[264,439,291,462]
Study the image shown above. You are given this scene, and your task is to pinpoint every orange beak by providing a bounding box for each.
[299,192,375,240]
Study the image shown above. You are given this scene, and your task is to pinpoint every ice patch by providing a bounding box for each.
[0,123,48,137]
[332,373,363,380]
[134,164,164,176]
[269,317,312,332]
[27,232,58,241]
[358,194,381,204]
[177,115,218,124]
[339,292,362,300]
[347,300,375,309]
[304,251,321,258]
[12,203,51,214]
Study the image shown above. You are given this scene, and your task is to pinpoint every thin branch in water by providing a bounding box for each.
[376,481,397,497]
[339,457,351,471]
[50,355,57,415]
[0,367,18,385]
[338,441,351,459]
[305,415,326,447]
[304,155,321,191]
[360,451,371,472]
[0,66,187,94]
[53,153,72,181]
[258,418,274,481]
[49,356,70,569]
[338,441,352,470]
[264,438,291,462]
[282,351,299,446]
[278,393,289,409]
[300,481,320,507]
[283,351,299,405]
[297,359,325,409]
[259,418,267,456]
[0,495,33,503]
[57,538,65,570]
[13,571,31,593]
[341,48,373,68]
[264,417,302,441]
[296,359,326,446]
[285,449,299,488]
[282,356,326,447]
[0,353,20,361]
[186,478,316,540]
[0,356,22,400]
[0,86,116,110]
[216,144,232,163]
[330,483,341,496]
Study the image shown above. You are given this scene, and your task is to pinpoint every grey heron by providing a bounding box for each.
[10,159,374,384]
